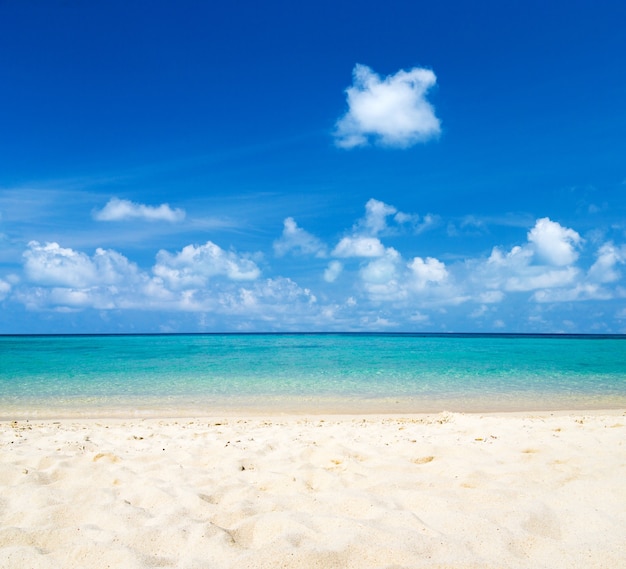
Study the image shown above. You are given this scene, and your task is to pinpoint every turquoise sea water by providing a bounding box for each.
[1,334,625,417]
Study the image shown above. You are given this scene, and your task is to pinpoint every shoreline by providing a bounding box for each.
[2,407,625,429]
[2,396,626,421]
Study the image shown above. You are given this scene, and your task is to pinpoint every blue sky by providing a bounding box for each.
[1,0,625,333]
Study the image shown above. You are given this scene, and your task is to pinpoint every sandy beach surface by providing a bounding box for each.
[1,410,624,568]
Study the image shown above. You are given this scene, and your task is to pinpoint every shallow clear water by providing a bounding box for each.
[1,334,625,416]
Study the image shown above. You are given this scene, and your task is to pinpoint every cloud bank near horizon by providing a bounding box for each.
[5,198,625,332]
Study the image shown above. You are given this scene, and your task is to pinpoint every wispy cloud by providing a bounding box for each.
[357,198,398,234]
[354,198,436,236]
[273,217,327,257]
[0,278,10,300]
[587,242,625,284]
[323,260,343,283]
[334,64,441,149]
[94,198,185,222]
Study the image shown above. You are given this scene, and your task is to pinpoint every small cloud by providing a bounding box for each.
[359,198,397,234]
[531,283,612,303]
[360,315,397,329]
[94,198,185,222]
[505,267,580,292]
[393,211,417,225]
[446,222,459,237]
[359,249,408,302]
[528,217,582,266]
[0,278,10,300]
[587,242,625,284]
[448,216,488,238]
[414,213,440,234]
[469,305,489,318]
[409,311,429,323]
[324,260,343,283]
[360,251,400,284]
[407,256,448,290]
[334,64,441,148]
[461,215,486,230]
[273,217,326,257]
[478,290,504,304]
[352,198,435,236]
[332,236,385,258]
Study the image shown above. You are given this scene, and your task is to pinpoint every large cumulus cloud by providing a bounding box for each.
[334,64,441,149]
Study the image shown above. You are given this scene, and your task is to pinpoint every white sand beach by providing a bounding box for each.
[1,410,624,568]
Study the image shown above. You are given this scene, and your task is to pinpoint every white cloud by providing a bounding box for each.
[273,217,326,257]
[477,251,579,295]
[360,248,405,302]
[17,240,324,321]
[352,198,436,236]
[469,305,489,318]
[324,200,455,305]
[360,248,400,283]
[219,278,317,315]
[359,198,397,234]
[461,218,626,309]
[334,64,441,149]
[23,241,141,288]
[324,260,343,283]
[332,236,385,258]
[474,218,583,295]
[171,277,326,329]
[488,244,532,265]
[19,240,263,313]
[532,284,613,303]
[24,241,96,287]
[153,241,260,289]
[527,217,582,266]
[94,198,185,222]
[409,311,430,323]
[8,199,626,332]
[357,249,454,304]
[19,241,156,311]
[0,278,10,300]
[413,213,440,234]
[504,267,580,292]
[587,242,625,283]
[407,256,448,290]
[361,316,397,329]
[477,290,504,304]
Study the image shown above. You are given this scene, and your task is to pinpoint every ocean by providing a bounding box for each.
[1,334,625,417]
